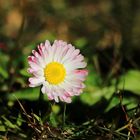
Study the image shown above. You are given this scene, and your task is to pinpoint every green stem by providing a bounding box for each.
[63,103,67,127]
[39,88,44,102]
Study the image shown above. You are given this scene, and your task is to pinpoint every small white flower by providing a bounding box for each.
[28,40,88,103]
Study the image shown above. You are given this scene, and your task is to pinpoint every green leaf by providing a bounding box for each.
[81,70,140,106]
[0,125,6,132]
[105,95,138,112]
[33,113,40,122]
[49,112,58,127]
[80,86,115,105]
[85,65,102,87]
[118,70,140,95]
[0,66,8,79]
[20,68,31,77]
[7,87,48,101]
[74,38,88,49]
[16,113,23,126]
[2,116,18,129]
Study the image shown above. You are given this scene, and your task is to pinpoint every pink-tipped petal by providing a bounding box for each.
[60,95,72,103]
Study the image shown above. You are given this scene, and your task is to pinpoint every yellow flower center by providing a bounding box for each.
[44,62,66,85]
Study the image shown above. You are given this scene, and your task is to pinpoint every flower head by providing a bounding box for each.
[28,40,88,103]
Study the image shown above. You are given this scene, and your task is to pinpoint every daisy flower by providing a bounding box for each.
[28,40,88,103]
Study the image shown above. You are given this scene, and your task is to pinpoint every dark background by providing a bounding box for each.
[0,0,140,139]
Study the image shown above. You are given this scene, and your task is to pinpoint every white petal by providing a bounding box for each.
[54,96,59,102]
[64,61,87,71]
[33,70,44,77]
[29,77,45,87]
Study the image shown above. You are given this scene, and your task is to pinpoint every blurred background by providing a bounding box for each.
[0,0,140,139]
